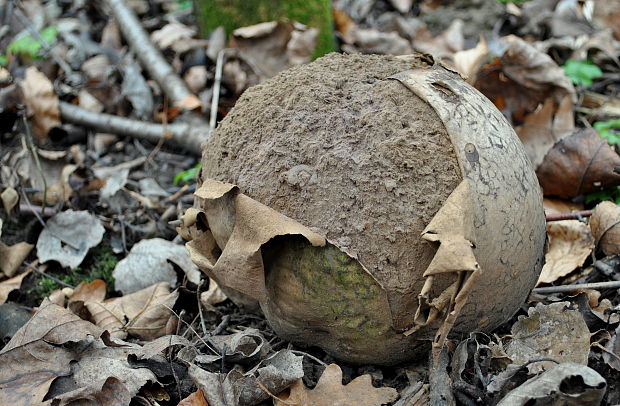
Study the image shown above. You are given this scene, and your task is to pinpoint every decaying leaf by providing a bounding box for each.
[590,201,620,255]
[231,21,318,78]
[36,210,105,268]
[536,129,620,198]
[0,241,33,278]
[194,329,270,366]
[496,363,606,406]
[178,389,209,406]
[191,349,304,406]
[603,323,620,371]
[505,302,591,373]
[537,219,593,285]
[475,35,575,123]
[19,66,61,140]
[276,363,399,406]
[516,96,574,170]
[0,270,31,304]
[0,301,107,405]
[85,282,178,340]
[113,238,201,295]
[452,36,488,84]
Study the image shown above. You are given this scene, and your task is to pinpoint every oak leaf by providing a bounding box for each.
[275,364,398,406]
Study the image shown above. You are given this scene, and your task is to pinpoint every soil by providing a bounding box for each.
[203,52,462,334]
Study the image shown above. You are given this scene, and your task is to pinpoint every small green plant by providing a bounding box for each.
[586,187,620,205]
[0,55,7,67]
[562,59,603,87]
[174,162,202,185]
[7,26,58,59]
[594,118,620,146]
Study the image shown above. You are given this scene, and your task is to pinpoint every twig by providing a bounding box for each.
[18,203,57,217]
[210,49,236,131]
[23,261,76,289]
[197,279,208,336]
[532,281,620,294]
[103,0,200,109]
[291,350,328,367]
[22,117,47,211]
[59,102,209,152]
[256,380,296,405]
[545,210,593,222]
[211,314,231,336]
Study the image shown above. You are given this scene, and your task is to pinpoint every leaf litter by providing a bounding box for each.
[3,0,620,404]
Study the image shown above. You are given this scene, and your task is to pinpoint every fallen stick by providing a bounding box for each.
[532,280,620,294]
[59,102,209,153]
[104,0,201,110]
[545,210,593,222]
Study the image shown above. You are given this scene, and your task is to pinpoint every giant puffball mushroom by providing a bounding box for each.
[180,53,547,365]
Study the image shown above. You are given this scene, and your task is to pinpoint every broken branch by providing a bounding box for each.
[545,210,593,222]
[104,0,201,110]
[532,280,620,294]
[59,102,209,153]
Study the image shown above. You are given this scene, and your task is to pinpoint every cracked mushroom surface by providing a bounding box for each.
[184,53,546,365]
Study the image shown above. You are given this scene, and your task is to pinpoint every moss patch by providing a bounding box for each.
[194,0,335,58]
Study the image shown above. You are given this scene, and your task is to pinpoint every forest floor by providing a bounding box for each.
[1,0,620,405]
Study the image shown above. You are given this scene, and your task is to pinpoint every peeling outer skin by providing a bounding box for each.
[389,66,546,342]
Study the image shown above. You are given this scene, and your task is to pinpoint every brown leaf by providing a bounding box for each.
[536,128,620,198]
[69,280,107,305]
[0,270,31,304]
[179,390,209,406]
[590,201,620,256]
[594,0,620,40]
[475,35,575,123]
[0,241,34,278]
[537,219,593,285]
[19,66,60,140]
[200,277,228,306]
[516,96,574,169]
[85,282,178,340]
[1,187,19,215]
[505,302,590,374]
[452,36,488,84]
[275,364,398,406]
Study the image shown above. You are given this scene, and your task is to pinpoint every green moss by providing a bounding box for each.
[264,239,391,340]
[29,244,118,302]
[194,0,335,59]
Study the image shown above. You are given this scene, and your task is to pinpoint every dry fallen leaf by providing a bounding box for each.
[452,36,488,84]
[516,96,574,169]
[200,277,227,306]
[0,241,34,278]
[276,364,399,406]
[496,363,606,406]
[178,389,209,406]
[19,66,61,140]
[590,201,620,256]
[537,218,593,285]
[112,238,201,295]
[505,302,591,374]
[0,270,31,304]
[475,35,575,123]
[85,282,178,340]
[1,187,18,215]
[36,210,105,268]
[536,128,620,198]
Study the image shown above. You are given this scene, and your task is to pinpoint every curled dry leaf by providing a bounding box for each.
[536,128,620,198]
[590,201,620,256]
[276,363,399,406]
[19,66,61,140]
[496,363,606,406]
[85,282,178,340]
[505,302,590,374]
[0,270,31,304]
[452,36,488,84]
